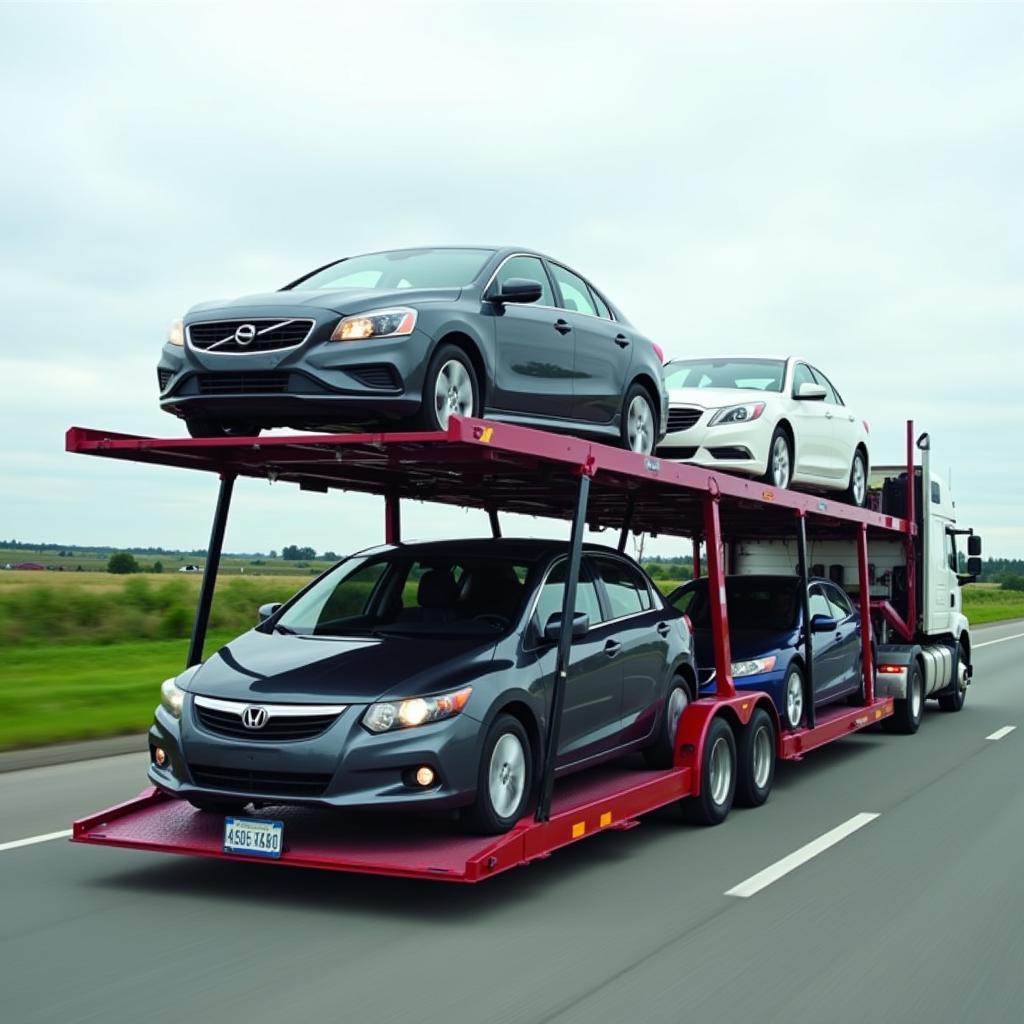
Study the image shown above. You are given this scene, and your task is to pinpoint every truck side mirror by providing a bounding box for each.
[968,535,982,557]
[967,557,982,576]
[258,602,283,623]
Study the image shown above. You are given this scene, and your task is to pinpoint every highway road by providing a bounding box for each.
[2,619,1022,1024]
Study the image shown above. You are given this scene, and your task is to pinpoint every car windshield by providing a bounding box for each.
[664,358,786,392]
[288,248,494,291]
[272,550,531,638]
[675,577,800,631]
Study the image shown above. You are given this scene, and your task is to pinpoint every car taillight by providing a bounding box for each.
[652,343,665,363]
[863,420,870,434]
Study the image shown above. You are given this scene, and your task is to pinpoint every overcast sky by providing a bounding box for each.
[1,1,1021,559]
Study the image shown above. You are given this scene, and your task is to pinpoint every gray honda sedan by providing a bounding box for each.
[157,247,668,453]
[150,539,695,834]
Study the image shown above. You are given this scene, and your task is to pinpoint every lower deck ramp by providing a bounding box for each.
[72,762,694,882]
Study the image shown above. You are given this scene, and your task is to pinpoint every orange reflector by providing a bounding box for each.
[878,664,904,674]
[600,812,612,828]
[572,821,585,839]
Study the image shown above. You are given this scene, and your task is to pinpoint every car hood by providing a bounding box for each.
[693,626,800,670]
[186,287,463,318]
[667,386,779,411]
[184,628,498,704]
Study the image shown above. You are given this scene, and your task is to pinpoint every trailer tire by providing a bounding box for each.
[938,644,969,713]
[684,717,736,826]
[736,708,775,808]
[888,660,924,734]
[464,714,532,835]
[644,676,691,769]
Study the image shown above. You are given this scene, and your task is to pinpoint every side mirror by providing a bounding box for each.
[968,535,982,557]
[491,277,543,305]
[967,557,982,576]
[795,382,828,401]
[810,613,837,633]
[543,611,590,643]
[258,602,283,623]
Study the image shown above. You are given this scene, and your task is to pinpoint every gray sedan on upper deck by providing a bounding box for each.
[157,246,668,452]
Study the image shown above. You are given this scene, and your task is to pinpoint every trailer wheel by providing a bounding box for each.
[684,717,736,826]
[736,708,776,808]
[465,714,532,835]
[783,662,805,730]
[888,660,924,734]
[644,676,691,769]
[938,644,969,713]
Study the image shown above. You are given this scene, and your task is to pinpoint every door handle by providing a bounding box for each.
[604,640,621,657]
[835,632,843,640]
[614,333,630,348]
[554,319,572,335]
[825,411,833,419]
[657,622,671,637]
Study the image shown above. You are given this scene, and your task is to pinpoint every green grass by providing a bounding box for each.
[0,632,235,751]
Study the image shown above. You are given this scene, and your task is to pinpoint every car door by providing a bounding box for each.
[547,262,632,425]
[531,558,622,766]
[823,582,861,694]
[788,362,835,481]
[808,583,844,699]
[487,254,576,418]
[590,554,670,744]
[810,365,857,481]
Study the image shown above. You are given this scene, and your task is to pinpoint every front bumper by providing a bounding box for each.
[148,698,484,812]
[656,414,772,477]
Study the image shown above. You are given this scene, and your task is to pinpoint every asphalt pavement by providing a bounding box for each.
[2,619,1022,1024]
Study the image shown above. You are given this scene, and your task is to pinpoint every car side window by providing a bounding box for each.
[494,255,554,306]
[534,560,604,634]
[593,556,654,619]
[792,362,816,397]
[590,288,613,320]
[549,263,598,316]
[824,584,853,619]
[809,366,841,405]
[807,585,832,620]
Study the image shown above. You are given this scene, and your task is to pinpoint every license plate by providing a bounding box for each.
[224,816,284,859]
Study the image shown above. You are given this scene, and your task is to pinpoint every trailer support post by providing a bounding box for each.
[488,507,501,539]
[692,537,702,579]
[617,494,636,553]
[535,471,591,823]
[795,511,815,728]
[702,492,735,700]
[905,420,917,638]
[857,523,875,704]
[187,472,235,668]
[385,491,401,544]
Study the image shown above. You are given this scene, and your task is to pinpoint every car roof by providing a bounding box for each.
[349,537,637,563]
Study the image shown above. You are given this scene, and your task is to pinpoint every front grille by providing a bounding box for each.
[188,318,314,354]
[667,407,702,432]
[157,368,173,391]
[195,703,341,742]
[189,764,332,797]
[346,365,402,390]
[197,373,290,395]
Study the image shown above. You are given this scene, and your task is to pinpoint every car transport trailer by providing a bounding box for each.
[67,415,935,883]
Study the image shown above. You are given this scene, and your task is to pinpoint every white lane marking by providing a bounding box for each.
[0,829,72,853]
[986,726,1017,741]
[725,813,880,898]
[975,631,1024,649]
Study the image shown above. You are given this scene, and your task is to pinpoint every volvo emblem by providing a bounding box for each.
[234,323,257,346]
[242,705,268,729]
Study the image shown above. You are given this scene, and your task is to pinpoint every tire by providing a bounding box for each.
[185,419,261,439]
[845,648,870,706]
[736,707,776,808]
[465,714,532,835]
[937,644,969,713]
[418,344,479,431]
[844,449,868,507]
[763,427,793,490]
[644,676,691,769]
[888,660,924,734]
[188,796,250,815]
[620,383,657,455]
[683,716,736,826]
[782,662,805,730]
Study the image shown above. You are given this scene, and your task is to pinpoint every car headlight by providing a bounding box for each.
[731,655,777,677]
[167,318,184,347]
[159,678,185,718]
[708,402,765,426]
[330,307,417,342]
[362,686,472,734]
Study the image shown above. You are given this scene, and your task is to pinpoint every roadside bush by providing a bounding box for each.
[107,552,140,574]
[1000,575,1024,592]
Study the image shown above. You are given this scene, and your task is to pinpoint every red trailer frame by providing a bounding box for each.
[67,416,909,881]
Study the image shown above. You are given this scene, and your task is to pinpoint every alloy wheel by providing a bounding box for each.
[627,394,654,454]
[487,732,526,819]
[433,360,475,429]
[708,736,733,807]
[751,724,773,789]
[851,454,866,505]
[786,673,803,729]
[771,434,791,489]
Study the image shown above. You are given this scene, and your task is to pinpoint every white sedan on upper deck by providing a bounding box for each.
[656,356,870,506]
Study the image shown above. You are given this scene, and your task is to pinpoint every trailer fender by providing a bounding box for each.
[874,645,922,700]
[673,695,773,794]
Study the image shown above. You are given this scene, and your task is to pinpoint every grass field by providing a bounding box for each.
[0,574,1020,751]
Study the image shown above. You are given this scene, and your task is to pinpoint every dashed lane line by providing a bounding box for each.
[975,631,1024,649]
[0,829,72,854]
[986,726,1017,741]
